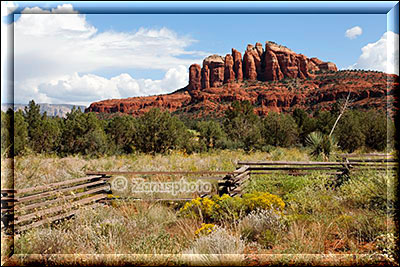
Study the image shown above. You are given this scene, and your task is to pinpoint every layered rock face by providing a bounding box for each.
[232,48,243,81]
[87,92,192,116]
[86,41,397,118]
[188,64,201,91]
[188,41,338,91]
[224,54,235,83]
[202,55,225,88]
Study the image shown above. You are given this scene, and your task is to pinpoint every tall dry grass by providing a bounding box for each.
[9,148,397,264]
[10,148,311,190]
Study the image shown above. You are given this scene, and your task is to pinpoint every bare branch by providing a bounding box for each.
[329,91,351,137]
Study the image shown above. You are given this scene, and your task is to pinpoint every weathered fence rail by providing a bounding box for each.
[230,153,397,196]
[1,175,111,233]
[1,171,232,233]
[2,153,396,233]
[87,171,233,200]
[86,171,233,176]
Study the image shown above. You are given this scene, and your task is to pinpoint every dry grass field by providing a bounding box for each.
[2,148,397,265]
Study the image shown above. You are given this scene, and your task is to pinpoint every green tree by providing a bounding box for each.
[196,120,226,150]
[23,100,41,141]
[61,108,107,155]
[360,110,388,151]
[14,110,28,155]
[292,108,317,145]
[314,110,336,135]
[1,109,12,157]
[23,101,61,153]
[36,113,62,153]
[106,115,136,154]
[133,108,189,154]
[335,110,365,152]
[223,100,262,151]
[261,112,299,147]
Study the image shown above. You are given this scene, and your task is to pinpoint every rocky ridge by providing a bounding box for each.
[86,41,398,117]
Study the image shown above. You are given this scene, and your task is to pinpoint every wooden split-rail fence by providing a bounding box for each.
[1,175,111,234]
[225,153,397,196]
[1,153,396,233]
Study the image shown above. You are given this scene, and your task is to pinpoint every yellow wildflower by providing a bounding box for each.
[194,223,216,236]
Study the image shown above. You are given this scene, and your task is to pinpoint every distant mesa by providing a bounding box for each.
[86,41,398,117]
[2,103,86,118]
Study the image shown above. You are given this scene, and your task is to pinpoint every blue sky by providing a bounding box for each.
[1,1,399,106]
[84,13,388,79]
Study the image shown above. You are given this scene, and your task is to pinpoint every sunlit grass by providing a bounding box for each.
[8,148,397,264]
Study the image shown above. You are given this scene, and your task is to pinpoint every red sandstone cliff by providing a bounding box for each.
[187,41,337,91]
[86,41,397,117]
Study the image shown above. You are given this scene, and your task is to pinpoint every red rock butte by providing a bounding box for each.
[86,41,398,117]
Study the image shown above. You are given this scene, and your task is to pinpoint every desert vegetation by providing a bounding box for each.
[4,150,396,264]
[1,100,397,265]
[1,100,394,158]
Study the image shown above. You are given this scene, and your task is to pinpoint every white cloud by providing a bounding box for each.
[349,31,399,75]
[345,26,363,39]
[34,65,188,106]
[21,3,77,14]
[10,4,207,105]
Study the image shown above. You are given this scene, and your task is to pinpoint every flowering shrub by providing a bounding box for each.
[242,192,285,212]
[178,192,285,223]
[194,223,216,237]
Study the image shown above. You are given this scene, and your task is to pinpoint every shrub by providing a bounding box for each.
[339,170,394,213]
[314,110,336,135]
[238,208,286,248]
[34,113,62,153]
[178,192,285,223]
[130,229,181,254]
[195,120,226,150]
[183,226,245,254]
[22,101,62,154]
[105,115,136,154]
[61,108,107,156]
[242,191,285,212]
[194,223,216,237]
[134,108,190,154]
[14,110,29,156]
[360,110,388,151]
[224,100,262,151]
[292,108,317,145]
[278,173,343,216]
[335,110,365,152]
[335,211,387,243]
[261,112,299,147]
[305,131,336,159]
[1,109,12,157]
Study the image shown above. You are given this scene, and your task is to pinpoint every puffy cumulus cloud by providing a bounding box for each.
[35,65,188,106]
[21,3,78,14]
[12,4,207,105]
[345,26,363,39]
[349,31,399,75]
